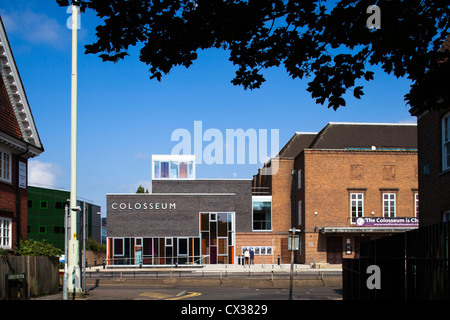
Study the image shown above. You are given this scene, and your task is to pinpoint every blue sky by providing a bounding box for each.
[1,1,416,214]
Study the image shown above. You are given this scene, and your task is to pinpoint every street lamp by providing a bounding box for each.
[67,0,82,297]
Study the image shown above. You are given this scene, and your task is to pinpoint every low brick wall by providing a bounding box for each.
[86,250,106,267]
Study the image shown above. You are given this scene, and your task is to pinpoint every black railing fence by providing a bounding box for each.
[343,222,449,300]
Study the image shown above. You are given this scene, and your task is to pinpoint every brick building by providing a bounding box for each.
[0,17,44,251]
[251,133,316,264]
[409,36,450,228]
[253,122,418,265]
[408,107,450,227]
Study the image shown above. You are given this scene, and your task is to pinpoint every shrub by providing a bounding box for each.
[85,238,106,252]
[15,239,63,265]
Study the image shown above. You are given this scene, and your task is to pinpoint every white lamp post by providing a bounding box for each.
[67,1,82,297]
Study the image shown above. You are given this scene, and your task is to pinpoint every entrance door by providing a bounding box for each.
[326,237,343,264]
[135,238,143,265]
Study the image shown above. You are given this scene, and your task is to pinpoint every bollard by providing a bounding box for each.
[277,255,280,265]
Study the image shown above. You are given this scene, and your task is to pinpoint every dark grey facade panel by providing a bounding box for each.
[150,179,253,233]
[152,179,251,194]
[107,191,252,237]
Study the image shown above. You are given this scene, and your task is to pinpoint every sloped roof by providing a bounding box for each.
[277,132,317,158]
[309,122,417,150]
[0,16,43,157]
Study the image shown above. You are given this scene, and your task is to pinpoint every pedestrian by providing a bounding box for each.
[244,249,250,265]
[250,248,254,265]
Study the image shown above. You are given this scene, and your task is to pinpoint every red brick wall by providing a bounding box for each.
[245,158,295,264]
[236,232,290,264]
[271,158,294,232]
[0,153,28,250]
[296,149,418,264]
[416,108,450,226]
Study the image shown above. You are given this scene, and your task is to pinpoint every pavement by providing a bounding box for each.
[31,263,342,300]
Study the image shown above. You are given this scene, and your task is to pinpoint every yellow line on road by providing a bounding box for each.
[139,292,173,299]
[166,292,202,300]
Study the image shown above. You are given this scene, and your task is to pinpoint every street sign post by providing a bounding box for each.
[288,228,300,300]
[288,235,299,251]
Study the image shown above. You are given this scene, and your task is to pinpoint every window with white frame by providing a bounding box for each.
[298,169,301,189]
[0,218,12,249]
[350,193,364,224]
[443,112,450,171]
[383,193,396,217]
[252,196,272,231]
[0,149,12,183]
[152,155,195,179]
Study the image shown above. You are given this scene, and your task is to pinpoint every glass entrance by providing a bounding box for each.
[200,212,235,264]
[135,238,143,265]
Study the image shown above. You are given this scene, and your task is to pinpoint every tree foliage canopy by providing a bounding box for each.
[57,0,450,112]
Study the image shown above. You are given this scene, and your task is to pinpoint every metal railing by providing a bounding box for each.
[84,265,340,282]
[104,254,207,267]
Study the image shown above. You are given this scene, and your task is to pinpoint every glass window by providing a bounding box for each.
[298,170,301,189]
[143,238,152,256]
[383,193,396,217]
[188,161,194,178]
[443,113,450,171]
[179,162,188,178]
[153,160,160,178]
[200,213,209,231]
[217,213,228,237]
[253,198,272,231]
[350,193,364,224]
[218,238,227,255]
[113,238,124,256]
[0,150,12,183]
[161,161,169,178]
[298,200,302,225]
[152,156,195,179]
[178,238,188,256]
[189,161,194,178]
[0,218,12,249]
[170,161,178,178]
